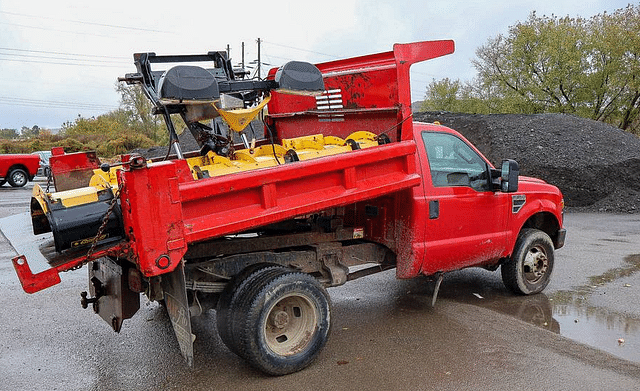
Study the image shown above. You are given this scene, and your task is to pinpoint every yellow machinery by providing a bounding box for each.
[89,130,384,188]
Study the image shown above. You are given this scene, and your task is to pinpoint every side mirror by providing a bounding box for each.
[501,159,519,192]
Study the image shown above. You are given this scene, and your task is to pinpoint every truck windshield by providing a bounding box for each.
[422,131,488,191]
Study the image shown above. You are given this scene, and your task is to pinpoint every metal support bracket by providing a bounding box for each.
[315,243,349,287]
[431,272,444,307]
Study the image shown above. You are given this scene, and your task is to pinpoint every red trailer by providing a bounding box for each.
[11,40,565,375]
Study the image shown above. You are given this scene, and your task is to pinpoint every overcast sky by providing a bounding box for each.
[0,0,632,130]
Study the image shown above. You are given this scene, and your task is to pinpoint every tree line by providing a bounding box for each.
[0,126,43,140]
[421,4,640,135]
[0,84,167,156]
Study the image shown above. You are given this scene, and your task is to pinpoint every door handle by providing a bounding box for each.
[429,200,439,219]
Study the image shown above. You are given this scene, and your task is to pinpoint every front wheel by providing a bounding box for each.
[8,168,28,187]
[501,228,554,295]
[236,270,331,375]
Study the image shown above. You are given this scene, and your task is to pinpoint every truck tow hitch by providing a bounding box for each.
[80,289,101,311]
[80,275,105,311]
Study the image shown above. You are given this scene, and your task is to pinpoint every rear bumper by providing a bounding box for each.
[12,239,128,294]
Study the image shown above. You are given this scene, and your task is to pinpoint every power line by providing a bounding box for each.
[0,21,117,38]
[0,96,117,111]
[0,101,116,111]
[0,47,131,69]
[262,40,339,59]
[0,53,128,65]
[0,10,171,33]
[0,56,127,68]
[0,47,129,60]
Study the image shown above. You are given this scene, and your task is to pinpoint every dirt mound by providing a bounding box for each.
[131,112,640,213]
[415,112,640,213]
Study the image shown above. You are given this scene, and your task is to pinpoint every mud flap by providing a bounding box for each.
[161,260,195,367]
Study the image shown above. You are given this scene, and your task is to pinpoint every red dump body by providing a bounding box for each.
[117,140,420,278]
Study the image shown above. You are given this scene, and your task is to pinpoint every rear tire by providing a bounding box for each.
[8,168,28,187]
[216,264,286,356]
[501,228,554,295]
[236,270,331,375]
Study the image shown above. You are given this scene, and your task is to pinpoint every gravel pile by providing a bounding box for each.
[415,112,640,213]
[131,112,640,213]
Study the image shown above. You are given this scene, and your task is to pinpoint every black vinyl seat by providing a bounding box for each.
[158,65,220,102]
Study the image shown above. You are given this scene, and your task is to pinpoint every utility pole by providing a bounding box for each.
[257,38,261,80]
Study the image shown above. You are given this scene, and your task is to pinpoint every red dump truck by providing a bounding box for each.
[11,40,565,375]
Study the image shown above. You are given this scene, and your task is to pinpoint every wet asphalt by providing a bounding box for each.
[1,179,640,390]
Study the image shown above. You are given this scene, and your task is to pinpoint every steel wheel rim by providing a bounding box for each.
[12,171,26,186]
[263,293,318,356]
[523,244,548,284]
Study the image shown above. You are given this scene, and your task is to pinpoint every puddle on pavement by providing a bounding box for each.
[551,301,640,363]
[435,255,640,364]
[548,254,640,363]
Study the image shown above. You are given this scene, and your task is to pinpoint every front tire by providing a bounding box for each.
[501,228,554,295]
[8,168,28,187]
[236,270,331,375]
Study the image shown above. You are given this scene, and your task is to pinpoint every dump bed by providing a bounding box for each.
[13,139,420,292]
[119,140,421,276]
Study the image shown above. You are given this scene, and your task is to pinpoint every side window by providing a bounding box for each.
[422,131,489,191]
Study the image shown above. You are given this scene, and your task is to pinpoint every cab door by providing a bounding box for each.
[418,130,510,275]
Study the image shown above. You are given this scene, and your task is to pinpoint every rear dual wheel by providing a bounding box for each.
[217,266,331,375]
[216,264,288,356]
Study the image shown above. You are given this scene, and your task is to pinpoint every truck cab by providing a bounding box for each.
[410,122,564,294]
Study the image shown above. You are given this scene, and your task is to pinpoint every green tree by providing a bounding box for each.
[421,78,494,114]
[0,128,19,139]
[421,78,462,112]
[61,111,155,156]
[474,7,640,133]
[423,5,640,134]
[116,83,167,143]
[21,125,41,138]
[472,12,593,115]
[588,5,640,131]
